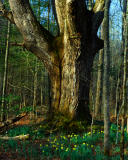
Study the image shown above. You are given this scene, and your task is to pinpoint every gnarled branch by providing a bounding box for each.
[8,0,59,73]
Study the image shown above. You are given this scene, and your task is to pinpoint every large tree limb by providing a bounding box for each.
[8,0,58,73]
[55,0,66,34]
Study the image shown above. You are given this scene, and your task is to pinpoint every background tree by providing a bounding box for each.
[1,21,10,122]
[120,0,128,159]
[95,23,104,118]
[103,0,111,156]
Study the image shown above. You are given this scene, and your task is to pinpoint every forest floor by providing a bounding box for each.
[0,114,128,160]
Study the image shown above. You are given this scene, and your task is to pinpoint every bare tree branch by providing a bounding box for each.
[8,82,34,93]
[9,42,24,47]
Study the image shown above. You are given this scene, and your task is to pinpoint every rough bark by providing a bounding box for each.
[51,0,104,120]
[1,0,105,121]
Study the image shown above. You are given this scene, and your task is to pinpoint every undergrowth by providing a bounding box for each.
[0,124,128,159]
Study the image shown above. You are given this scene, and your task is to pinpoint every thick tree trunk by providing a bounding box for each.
[50,0,104,121]
[51,49,94,120]
[3,0,105,122]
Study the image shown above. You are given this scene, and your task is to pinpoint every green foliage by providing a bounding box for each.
[0,94,20,103]
[0,94,33,117]
[1,123,128,159]
[88,124,104,131]
[6,125,31,137]
[113,146,120,153]
[0,94,21,116]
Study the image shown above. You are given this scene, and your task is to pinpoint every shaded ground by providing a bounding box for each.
[0,114,128,160]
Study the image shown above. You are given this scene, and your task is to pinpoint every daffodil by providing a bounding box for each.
[52,145,56,148]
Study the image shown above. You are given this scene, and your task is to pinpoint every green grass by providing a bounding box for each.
[0,124,128,159]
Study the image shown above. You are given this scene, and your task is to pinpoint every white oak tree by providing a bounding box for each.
[0,0,105,121]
